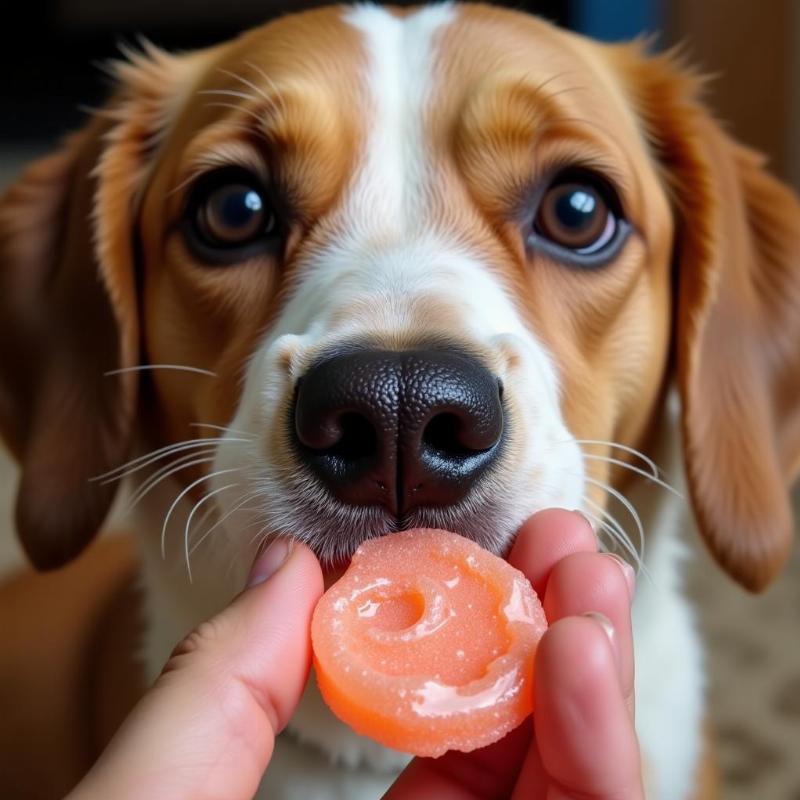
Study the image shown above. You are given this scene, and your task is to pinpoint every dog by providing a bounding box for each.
[1,3,799,798]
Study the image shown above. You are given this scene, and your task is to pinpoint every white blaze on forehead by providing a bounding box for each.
[213,1,585,567]
[344,3,455,233]
[234,1,573,442]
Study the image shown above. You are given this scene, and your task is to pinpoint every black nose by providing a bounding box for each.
[292,348,504,516]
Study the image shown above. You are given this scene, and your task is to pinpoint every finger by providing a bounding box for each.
[383,720,532,800]
[507,509,597,598]
[542,551,635,710]
[384,510,597,799]
[525,616,644,799]
[390,517,638,800]
[70,540,323,800]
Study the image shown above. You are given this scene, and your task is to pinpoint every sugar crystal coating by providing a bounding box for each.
[311,528,548,757]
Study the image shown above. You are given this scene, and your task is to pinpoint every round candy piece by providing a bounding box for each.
[311,528,547,757]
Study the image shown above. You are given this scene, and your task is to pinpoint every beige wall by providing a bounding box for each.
[668,0,797,189]
[0,451,21,578]
[791,1,800,189]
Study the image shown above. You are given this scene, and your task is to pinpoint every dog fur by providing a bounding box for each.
[1,4,799,798]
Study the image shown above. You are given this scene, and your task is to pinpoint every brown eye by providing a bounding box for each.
[184,168,285,265]
[196,183,275,246]
[529,172,629,267]
[535,182,614,252]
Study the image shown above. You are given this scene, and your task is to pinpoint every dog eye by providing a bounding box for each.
[198,183,274,245]
[530,172,628,266]
[184,168,283,263]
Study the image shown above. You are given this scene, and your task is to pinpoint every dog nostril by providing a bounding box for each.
[326,412,378,461]
[295,405,378,460]
[422,413,479,458]
[421,375,504,459]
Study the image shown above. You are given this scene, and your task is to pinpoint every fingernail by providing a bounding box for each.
[603,553,636,600]
[247,538,294,587]
[583,611,616,650]
[571,509,596,534]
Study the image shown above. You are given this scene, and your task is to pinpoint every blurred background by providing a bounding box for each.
[2,0,799,189]
[1,1,799,797]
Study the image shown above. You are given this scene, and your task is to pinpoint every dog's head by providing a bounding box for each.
[1,4,799,591]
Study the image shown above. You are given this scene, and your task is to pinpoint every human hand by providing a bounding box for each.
[68,538,324,800]
[69,509,642,800]
[384,508,643,799]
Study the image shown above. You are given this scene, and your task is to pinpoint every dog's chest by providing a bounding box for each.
[259,737,398,800]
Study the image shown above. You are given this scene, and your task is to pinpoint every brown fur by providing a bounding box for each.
[616,45,800,590]
[0,535,142,797]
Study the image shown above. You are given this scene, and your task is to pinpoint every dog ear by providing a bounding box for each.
[619,46,800,591]
[0,44,194,569]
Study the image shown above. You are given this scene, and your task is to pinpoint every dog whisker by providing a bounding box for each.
[581,493,647,573]
[128,450,219,508]
[574,504,621,554]
[198,503,268,544]
[189,488,264,556]
[187,492,227,541]
[161,467,241,561]
[95,436,251,484]
[573,505,607,541]
[92,439,218,483]
[556,448,646,568]
[259,533,287,557]
[557,435,681,571]
[561,437,661,477]
[188,484,259,537]
[189,422,256,439]
[580,454,684,499]
[132,446,217,496]
[593,502,637,558]
[104,363,217,377]
[582,475,646,561]
[247,521,273,551]
[184,482,240,582]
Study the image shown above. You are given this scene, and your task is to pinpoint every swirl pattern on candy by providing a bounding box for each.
[311,529,548,757]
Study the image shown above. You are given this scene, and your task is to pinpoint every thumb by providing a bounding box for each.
[70,539,323,800]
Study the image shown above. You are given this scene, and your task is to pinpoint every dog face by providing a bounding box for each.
[1,4,799,590]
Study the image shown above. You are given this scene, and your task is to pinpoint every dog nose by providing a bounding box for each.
[293,349,504,515]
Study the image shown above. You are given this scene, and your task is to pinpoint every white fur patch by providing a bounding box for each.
[206,2,585,774]
[344,2,455,232]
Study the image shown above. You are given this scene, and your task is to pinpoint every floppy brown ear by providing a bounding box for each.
[621,48,800,591]
[0,43,190,569]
